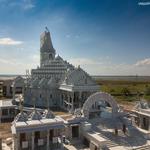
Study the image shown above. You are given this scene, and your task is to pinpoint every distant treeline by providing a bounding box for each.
[92,75,150,82]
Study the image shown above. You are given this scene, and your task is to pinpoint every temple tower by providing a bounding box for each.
[40,27,56,67]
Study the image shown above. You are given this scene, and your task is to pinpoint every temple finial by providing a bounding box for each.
[45,26,49,32]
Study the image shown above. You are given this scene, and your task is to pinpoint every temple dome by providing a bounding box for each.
[55,55,63,61]
[29,109,42,120]
[14,112,28,122]
[43,109,55,119]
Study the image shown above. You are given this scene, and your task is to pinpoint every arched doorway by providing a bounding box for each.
[82,92,119,119]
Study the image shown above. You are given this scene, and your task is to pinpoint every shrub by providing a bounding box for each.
[121,87,131,96]
[145,86,150,95]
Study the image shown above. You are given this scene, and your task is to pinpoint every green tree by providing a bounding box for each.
[145,86,150,95]
[121,87,131,96]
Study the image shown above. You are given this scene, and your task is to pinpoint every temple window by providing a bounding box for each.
[50,94,52,99]
[20,133,26,144]
[2,109,8,116]
[49,54,53,59]
[34,131,40,143]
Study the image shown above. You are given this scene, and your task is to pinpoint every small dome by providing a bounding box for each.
[55,55,63,61]
[15,112,28,122]
[29,109,42,120]
[43,109,55,119]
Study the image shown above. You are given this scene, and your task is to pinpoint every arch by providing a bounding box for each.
[82,92,119,119]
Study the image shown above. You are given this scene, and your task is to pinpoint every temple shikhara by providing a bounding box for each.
[22,28,99,111]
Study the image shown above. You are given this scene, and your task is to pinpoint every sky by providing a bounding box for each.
[0,0,150,75]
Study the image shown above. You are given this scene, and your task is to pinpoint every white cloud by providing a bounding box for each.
[68,57,150,75]
[23,0,35,10]
[0,0,35,10]
[0,38,23,45]
[138,2,150,6]
[0,56,38,74]
[135,58,150,66]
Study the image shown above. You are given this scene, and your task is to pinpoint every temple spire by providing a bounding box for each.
[45,26,49,32]
[40,27,56,67]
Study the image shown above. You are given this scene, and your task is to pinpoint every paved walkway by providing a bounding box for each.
[84,118,150,150]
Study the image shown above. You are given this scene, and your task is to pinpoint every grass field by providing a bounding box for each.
[96,80,150,105]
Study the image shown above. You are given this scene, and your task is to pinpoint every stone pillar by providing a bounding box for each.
[47,130,50,150]
[0,109,2,123]
[71,92,74,112]
[62,93,65,110]
[67,93,70,111]
[12,84,16,101]
[139,115,143,128]
[79,92,82,108]
[16,133,20,150]
[22,85,25,98]
[32,132,35,150]
[13,134,19,150]
[0,138,2,150]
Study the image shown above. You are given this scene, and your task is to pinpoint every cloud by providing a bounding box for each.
[0,38,23,45]
[135,58,150,66]
[138,1,150,6]
[23,0,35,10]
[68,57,150,75]
[0,56,38,74]
[0,0,35,10]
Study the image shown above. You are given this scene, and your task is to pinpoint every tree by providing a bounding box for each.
[145,86,150,95]
[121,87,131,96]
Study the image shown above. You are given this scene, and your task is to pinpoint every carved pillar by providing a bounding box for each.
[79,92,82,108]
[12,84,16,101]
[148,118,150,131]
[31,132,35,150]
[139,114,143,128]
[14,134,19,150]
[47,130,49,150]
[71,92,74,112]
[0,109,2,123]
[22,85,25,98]
[17,133,20,150]
[62,93,65,109]
[67,93,70,111]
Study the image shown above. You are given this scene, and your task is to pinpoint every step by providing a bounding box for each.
[133,145,150,150]
[103,140,119,148]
